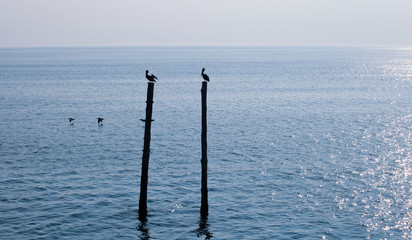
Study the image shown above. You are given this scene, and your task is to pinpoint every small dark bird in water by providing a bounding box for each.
[201,68,210,82]
[97,118,104,125]
[68,118,75,123]
[145,70,157,82]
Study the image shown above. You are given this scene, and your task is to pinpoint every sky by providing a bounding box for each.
[0,0,411,48]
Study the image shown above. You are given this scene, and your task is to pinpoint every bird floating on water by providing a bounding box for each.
[68,118,75,124]
[201,68,210,82]
[145,70,157,82]
[97,118,104,125]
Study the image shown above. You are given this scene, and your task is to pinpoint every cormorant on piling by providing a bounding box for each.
[145,70,157,82]
[140,119,154,122]
[97,118,104,125]
[201,68,210,82]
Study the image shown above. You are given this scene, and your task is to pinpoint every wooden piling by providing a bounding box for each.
[200,81,208,218]
[139,82,155,219]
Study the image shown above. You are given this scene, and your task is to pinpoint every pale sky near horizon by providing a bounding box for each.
[0,0,411,48]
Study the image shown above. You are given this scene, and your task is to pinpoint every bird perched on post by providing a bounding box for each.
[201,68,210,82]
[97,118,104,125]
[140,119,154,122]
[68,118,75,124]
[145,70,157,82]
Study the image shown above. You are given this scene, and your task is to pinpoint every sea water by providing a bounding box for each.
[0,47,411,239]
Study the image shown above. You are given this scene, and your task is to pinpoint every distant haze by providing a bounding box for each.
[1,0,411,47]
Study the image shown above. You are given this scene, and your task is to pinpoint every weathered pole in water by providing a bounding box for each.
[139,82,155,219]
[200,81,208,218]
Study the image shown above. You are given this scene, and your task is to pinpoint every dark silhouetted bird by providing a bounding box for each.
[97,118,104,125]
[145,70,157,82]
[201,68,210,82]
[68,118,75,123]
[140,119,154,122]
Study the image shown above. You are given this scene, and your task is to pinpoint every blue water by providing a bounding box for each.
[0,47,411,239]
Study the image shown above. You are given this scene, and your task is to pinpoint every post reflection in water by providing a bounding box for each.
[196,216,213,239]
[137,218,150,240]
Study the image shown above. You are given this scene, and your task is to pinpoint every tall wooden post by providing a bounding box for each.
[139,82,155,220]
[200,81,208,218]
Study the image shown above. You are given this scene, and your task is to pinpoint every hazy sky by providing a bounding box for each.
[1,0,411,47]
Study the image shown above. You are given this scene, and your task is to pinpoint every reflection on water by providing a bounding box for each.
[196,216,213,240]
[137,219,151,240]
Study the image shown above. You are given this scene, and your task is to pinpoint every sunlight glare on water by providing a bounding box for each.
[0,47,411,239]
[360,114,411,238]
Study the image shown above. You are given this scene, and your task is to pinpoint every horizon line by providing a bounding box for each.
[0,44,411,50]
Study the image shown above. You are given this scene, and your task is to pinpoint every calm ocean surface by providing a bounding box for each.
[0,47,411,239]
